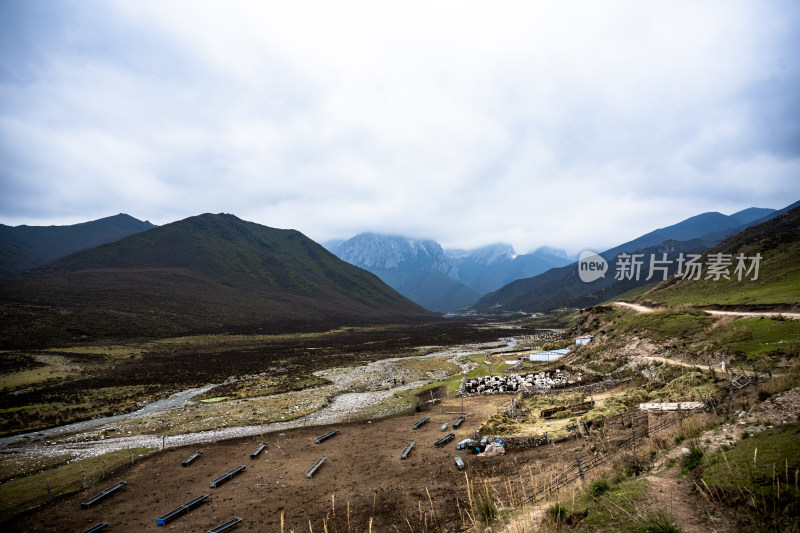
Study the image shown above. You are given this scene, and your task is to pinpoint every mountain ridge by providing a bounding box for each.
[469,201,798,313]
[0,213,156,277]
[0,214,435,348]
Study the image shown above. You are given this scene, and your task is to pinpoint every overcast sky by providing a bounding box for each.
[1,1,798,254]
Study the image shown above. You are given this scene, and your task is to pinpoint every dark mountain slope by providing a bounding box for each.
[470,201,799,313]
[603,212,746,259]
[635,206,800,308]
[400,270,482,313]
[0,214,434,347]
[472,238,710,312]
[0,213,155,277]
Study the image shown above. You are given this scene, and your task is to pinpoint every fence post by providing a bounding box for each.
[82,469,87,489]
[46,478,51,503]
[162,434,166,450]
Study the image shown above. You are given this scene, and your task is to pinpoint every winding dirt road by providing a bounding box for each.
[613,301,800,319]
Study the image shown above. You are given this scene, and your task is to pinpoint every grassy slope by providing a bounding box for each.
[572,305,800,366]
[635,206,800,308]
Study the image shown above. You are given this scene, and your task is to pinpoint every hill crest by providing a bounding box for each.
[0,214,435,347]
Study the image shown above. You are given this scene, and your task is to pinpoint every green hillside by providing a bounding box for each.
[635,206,800,308]
[0,214,435,348]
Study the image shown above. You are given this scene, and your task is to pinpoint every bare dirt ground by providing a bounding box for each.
[6,396,519,533]
[645,474,735,533]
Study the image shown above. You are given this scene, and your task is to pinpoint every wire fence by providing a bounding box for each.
[0,448,151,523]
[517,406,702,506]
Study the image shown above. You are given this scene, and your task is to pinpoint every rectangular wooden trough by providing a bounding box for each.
[81,523,109,533]
[156,494,209,525]
[401,441,416,459]
[638,401,704,412]
[305,457,327,478]
[453,416,465,428]
[250,442,268,459]
[434,433,455,447]
[80,481,126,509]
[182,450,203,467]
[315,429,339,444]
[209,465,246,488]
[412,416,430,429]
[207,517,243,532]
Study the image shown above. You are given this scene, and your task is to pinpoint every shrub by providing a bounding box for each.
[547,503,568,522]
[613,453,647,481]
[682,446,704,473]
[588,478,611,498]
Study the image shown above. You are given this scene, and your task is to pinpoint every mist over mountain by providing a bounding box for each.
[0,213,156,277]
[325,233,476,312]
[448,245,571,295]
[329,233,459,278]
[326,235,570,311]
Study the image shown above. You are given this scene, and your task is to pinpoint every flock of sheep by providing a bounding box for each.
[460,369,583,396]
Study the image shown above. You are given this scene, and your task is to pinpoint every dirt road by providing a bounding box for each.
[613,301,800,319]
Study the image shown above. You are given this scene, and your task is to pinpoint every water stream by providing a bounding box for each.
[0,384,216,446]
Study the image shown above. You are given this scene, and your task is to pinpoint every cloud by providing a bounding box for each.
[1,0,798,254]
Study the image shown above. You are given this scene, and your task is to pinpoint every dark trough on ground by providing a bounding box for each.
[182,450,203,467]
[305,457,327,479]
[401,441,415,459]
[207,516,243,532]
[156,494,209,525]
[250,442,267,459]
[434,433,455,447]
[412,416,429,429]
[209,465,246,488]
[80,481,126,509]
[314,429,339,444]
[453,416,465,428]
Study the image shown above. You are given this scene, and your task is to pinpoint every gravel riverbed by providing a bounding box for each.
[0,340,507,463]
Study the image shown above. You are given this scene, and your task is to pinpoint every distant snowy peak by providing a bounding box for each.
[330,233,459,279]
[454,243,517,266]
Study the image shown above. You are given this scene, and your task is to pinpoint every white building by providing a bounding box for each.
[575,336,593,346]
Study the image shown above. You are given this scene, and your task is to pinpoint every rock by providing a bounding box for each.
[738,411,747,418]
[681,447,690,455]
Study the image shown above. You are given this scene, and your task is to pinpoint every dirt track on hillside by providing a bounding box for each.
[613,301,800,319]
